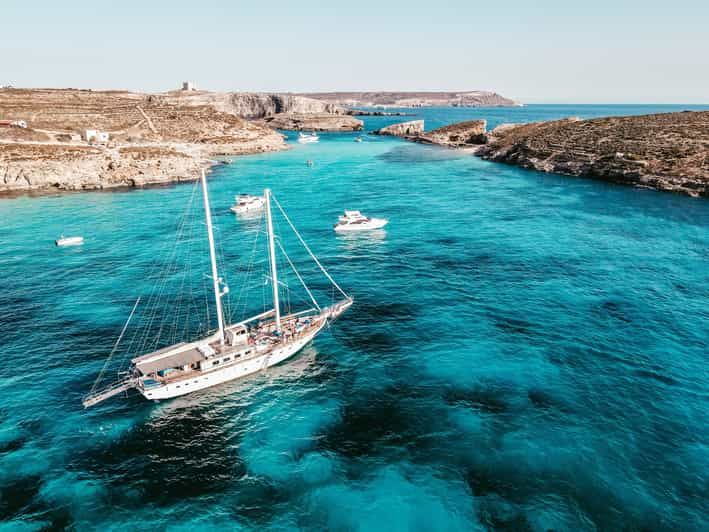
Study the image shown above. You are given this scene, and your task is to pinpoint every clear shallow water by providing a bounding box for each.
[1,105,708,530]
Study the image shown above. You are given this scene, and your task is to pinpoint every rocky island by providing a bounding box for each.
[0,88,353,194]
[378,112,709,197]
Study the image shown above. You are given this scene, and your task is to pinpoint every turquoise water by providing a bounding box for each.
[1,105,708,530]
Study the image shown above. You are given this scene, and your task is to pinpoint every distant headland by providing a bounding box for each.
[295,91,520,108]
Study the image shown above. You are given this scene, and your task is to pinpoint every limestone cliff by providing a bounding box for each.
[163,91,346,119]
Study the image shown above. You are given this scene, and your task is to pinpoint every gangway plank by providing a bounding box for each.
[82,380,136,408]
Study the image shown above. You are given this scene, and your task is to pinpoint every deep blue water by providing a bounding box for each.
[0,105,708,530]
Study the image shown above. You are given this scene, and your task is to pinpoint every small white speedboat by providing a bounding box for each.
[354,136,363,143]
[230,194,265,214]
[334,211,388,232]
[56,235,84,247]
[298,132,320,144]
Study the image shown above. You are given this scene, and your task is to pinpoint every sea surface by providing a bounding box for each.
[1,105,708,531]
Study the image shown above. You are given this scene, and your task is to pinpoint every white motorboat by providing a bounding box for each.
[55,235,84,247]
[297,132,319,144]
[354,136,363,143]
[334,210,388,232]
[82,171,352,408]
[230,194,265,214]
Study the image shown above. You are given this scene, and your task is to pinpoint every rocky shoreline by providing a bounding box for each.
[376,112,709,197]
[0,88,354,195]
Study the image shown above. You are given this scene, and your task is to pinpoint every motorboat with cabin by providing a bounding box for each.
[82,171,352,408]
[230,193,265,214]
[298,132,319,144]
[334,210,388,232]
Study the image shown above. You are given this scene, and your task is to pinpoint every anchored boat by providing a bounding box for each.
[334,210,388,232]
[297,132,319,144]
[83,171,352,408]
[230,193,265,214]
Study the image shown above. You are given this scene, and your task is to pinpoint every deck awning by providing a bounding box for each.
[134,346,205,375]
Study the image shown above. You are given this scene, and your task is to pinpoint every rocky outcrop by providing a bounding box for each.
[372,120,425,137]
[260,113,363,131]
[373,119,487,148]
[418,120,487,147]
[298,91,519,108]
[477,112,709,197]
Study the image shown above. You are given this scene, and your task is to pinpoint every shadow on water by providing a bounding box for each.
[376,144,468,164]
[71,405,244,507]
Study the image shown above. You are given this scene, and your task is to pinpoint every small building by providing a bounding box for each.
[182,81,196,91]
[84,129,109,143]
[0,119,27,128]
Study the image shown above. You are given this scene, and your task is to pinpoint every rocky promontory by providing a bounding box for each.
[259,113,363,132]
[477,112,709,197]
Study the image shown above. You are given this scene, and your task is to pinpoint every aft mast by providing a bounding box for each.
[264,188,282,331]
[201,169,226,344]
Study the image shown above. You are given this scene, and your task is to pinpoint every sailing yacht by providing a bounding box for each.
[83,171,352,408]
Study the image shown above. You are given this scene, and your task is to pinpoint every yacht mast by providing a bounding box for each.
[264,188,281,331]
[201,169,225,344]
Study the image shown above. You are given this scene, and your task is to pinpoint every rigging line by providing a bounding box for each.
[271,194,350,300]
[234,211,265,321]
[90,297,141,394]
[127,180,200,356]
[120,183,200,372]
[275,237,321,311]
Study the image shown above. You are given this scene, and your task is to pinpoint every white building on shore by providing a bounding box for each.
[84,129,109,143]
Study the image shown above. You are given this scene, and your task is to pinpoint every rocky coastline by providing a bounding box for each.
[0,88,353,195]
[378,112,709,197]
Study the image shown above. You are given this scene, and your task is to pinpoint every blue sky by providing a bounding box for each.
[2,0,708,103]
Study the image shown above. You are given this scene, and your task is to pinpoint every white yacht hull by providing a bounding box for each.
[138,322,324,401]
[334,218,388,232]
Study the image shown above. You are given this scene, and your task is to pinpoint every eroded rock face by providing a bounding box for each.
[418,120,487,147]
[477,112,709,197]
[372,120,425,137]
[164,91,346,119]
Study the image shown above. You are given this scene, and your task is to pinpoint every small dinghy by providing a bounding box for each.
[230,194,265,214]
[55,235,84,247]
[298,132,319,144]
[334,211,388,232]
[354,136,363,143]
